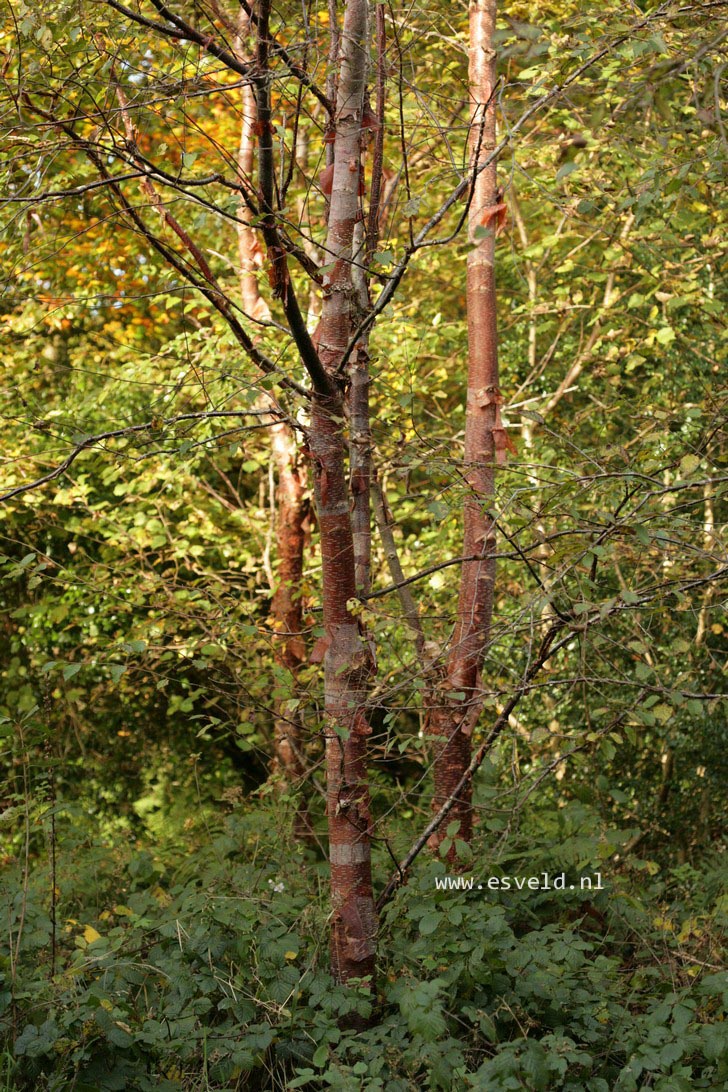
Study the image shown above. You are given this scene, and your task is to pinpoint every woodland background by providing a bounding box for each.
[0,0,727,1089]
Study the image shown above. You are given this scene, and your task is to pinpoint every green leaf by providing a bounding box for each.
[287,1071,316,1089]
[312,1045,328,1068]
[454,839,473,863]
[427,500,448,520]
[419,912,442,936]
[678,453,700,476]
[652,703,673,724]
[556,161,579,182]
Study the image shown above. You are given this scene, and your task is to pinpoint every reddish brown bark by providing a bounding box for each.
[235,17,309,818]
[310,391,376,985]
[349,221,372,598]
[348,1,385,600]
[312,0,377,986]
[237,71,269,325]
[268,424,309,833]
[429,0,499,859]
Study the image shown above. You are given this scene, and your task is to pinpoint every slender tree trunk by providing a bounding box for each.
[236,18,309,821]
[237,73,269,325]
[695,480,715,646]
[349,219,372,597]
[429,0,499,858]
[312,0,377,986]
[350,2,386,601]
[268,424,310,837]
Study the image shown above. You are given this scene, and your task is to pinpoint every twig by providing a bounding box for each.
[0,411,290,504]
[371,476,426,657]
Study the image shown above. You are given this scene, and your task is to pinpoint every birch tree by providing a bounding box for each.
[2,0,725,997]
[429,0,501,857]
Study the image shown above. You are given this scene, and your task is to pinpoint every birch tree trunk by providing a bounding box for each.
[236,19,309,821]
[312,0,377,985]
[429,0,499,857]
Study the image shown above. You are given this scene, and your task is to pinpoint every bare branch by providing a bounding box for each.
[371,477,425,657]
[1,411,290,505]
[252,0,331,395]
[376,558,728,908]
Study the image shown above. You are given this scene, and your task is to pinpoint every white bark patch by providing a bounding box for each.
[330,842,370,865]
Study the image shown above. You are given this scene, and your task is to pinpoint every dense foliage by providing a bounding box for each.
[1,0,726,1088]
[2,799,727,1089]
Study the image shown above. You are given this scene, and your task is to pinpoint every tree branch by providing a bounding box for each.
[371,476,425,657]
[337,0,680,376]
[252,0,331,395]
[1,411,290,505]
[375,556,728,908]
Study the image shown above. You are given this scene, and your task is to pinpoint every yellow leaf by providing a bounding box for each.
[83,924,102,944]
[151,885,171,906]
[652,915,674,933]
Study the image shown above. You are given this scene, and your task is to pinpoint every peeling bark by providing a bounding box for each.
[347,3,385,601]
[429,0,499,859]
[312,0,377,986]
[268,423,310,840]
[237,75,269,324]
[311,392,376,985]
[349,219,372,598]
[235,17,309,827]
